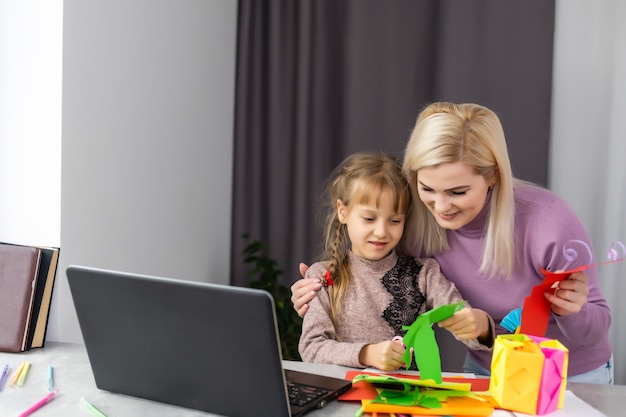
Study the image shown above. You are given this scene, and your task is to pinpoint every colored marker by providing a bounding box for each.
[9,361,26,387]
[0,364,8,390]
[47,364,54,391]
[18,389,58,417]
[17,361,31,386]
[80,397,109,417]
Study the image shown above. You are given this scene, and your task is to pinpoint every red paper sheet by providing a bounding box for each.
[520,266,586,336]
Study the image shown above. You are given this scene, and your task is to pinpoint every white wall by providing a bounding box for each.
[0,0,238,343]
[551,0,626,384]
[0,1,62,248]
[57,0,237,342]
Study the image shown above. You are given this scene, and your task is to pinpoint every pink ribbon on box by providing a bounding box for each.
[528,335,569,415]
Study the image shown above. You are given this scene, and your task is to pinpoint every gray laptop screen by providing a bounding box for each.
[67,265,291,417]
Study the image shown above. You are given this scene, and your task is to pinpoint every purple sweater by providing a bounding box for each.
[435,183,612,376]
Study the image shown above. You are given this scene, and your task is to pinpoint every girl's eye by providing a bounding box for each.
[420,186,433,192]
[363,217,374,222]
[450,190,467,196]
[390,219,403,224]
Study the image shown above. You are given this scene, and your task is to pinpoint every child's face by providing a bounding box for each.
[337,188,406,261]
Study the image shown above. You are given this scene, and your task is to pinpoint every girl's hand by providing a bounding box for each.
[290,263,322,317]
[438,307,490,341]
[359,340,406,372]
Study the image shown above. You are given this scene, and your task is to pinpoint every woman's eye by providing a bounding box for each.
[450,191,467,196]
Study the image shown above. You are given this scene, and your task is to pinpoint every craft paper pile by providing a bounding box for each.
[489,334,568,415]
[339,301,497,416]
[350,373,494,416]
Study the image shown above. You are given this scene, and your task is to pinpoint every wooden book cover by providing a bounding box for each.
[27,246,60,349]
[0,244,41,352]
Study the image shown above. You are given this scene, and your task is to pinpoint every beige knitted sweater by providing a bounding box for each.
[298,250,493,368]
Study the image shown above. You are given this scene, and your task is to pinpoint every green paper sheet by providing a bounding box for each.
[401,301,466,382]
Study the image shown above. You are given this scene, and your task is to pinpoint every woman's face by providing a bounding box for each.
[416,161,492,230]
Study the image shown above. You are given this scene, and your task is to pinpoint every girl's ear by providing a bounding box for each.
[336,199,348,224]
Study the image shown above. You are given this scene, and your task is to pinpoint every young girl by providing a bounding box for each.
[298,152,494,371]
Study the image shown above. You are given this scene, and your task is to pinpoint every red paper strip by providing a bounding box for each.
[520,264,587,336]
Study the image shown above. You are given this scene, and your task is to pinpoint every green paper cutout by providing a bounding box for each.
[378,389,410,399]
[372,390,445,409]
[422,301,467,324]
[402,320,440,381]
[373,390,418,406]
[401,301,466,383]
[416,394,442,408]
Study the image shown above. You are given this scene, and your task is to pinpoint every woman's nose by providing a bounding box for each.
[432,194,451,212]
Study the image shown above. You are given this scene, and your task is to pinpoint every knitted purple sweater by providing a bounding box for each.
[435,183,612,376]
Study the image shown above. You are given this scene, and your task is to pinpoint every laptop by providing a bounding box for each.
[66,265,352,417]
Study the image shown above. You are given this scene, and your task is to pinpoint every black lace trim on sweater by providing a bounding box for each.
[381,256,426,336]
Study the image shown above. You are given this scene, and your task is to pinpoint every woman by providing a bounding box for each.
[291,102,613,384]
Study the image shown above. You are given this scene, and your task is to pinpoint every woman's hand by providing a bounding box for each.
[438,307,491,342]
[544,271,589,316]
[290,263,321,317]
[359,340,406,372]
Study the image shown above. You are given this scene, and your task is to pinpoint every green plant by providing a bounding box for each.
[242,233,302,361]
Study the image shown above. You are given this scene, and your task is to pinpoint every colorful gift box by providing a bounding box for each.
[489,334,568,415]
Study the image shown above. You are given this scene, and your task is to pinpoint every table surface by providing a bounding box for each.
[0,342,623,416]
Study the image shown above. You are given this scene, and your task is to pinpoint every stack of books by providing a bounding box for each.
[0,242,60,352]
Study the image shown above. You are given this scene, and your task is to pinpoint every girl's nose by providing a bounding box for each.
[373,221,387,238]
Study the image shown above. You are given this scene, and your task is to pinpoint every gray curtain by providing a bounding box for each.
[231,0,555,367]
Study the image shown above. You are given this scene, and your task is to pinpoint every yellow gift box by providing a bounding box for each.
[489,334,568,415]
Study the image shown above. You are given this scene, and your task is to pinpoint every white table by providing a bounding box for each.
[0,342,623,416]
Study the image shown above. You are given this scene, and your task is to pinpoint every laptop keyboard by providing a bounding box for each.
[287,381,330,407]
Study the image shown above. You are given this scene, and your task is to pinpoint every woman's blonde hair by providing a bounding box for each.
[319,152,411,324]
[402,102,515,278]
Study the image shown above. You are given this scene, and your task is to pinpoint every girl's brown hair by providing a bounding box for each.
[318,152,411,325]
